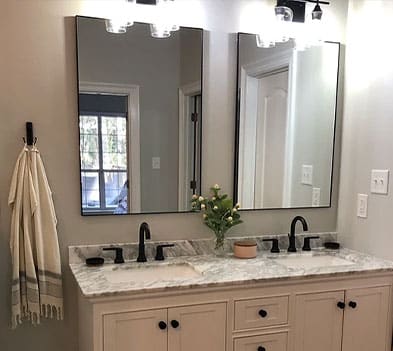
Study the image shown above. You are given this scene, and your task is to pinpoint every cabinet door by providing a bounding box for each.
[103,309,168,351]
[168,302,227,351]
[294,291,344,351]
[342,286,390,351]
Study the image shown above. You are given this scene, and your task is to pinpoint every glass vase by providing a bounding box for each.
[214,230,226,257]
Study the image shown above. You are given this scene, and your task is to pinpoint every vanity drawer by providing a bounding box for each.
[234,296,289,330]
[234,332,288,351]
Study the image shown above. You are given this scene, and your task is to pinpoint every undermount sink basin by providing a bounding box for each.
[271,254,356,269]
[103,263,202,284]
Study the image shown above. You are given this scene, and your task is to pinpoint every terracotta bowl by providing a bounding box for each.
[233,240,257,259]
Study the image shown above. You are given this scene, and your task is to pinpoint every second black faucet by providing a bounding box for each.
[288,216,309,252]
[137,222,151,262]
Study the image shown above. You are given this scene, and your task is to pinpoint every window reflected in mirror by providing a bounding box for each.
[76,16,203,215]
[234,34,340,210]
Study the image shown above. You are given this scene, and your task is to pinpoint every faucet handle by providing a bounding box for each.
[155,244,175,261]
[302,236,320,251]
[103,247,125,264]
[263,239,280,253]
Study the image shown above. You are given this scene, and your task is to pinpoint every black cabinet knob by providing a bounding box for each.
[258,309,268,318]
[348,301,357,309]
[258,347,266,351]
[171,320,180,329]
[158,321,167,330]
[337,301,346,309]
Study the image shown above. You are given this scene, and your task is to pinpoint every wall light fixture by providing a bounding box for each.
[256,0,330,50]
[105,0,179,39]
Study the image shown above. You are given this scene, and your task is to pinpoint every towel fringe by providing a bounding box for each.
[40,303,62,320]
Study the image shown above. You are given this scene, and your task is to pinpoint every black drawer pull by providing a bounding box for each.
[258,347,266,351]
[337,301,345,309]
[348,301,357,309]
[258,309,268,318]
[171,320,180,329]
[158,321,167,330]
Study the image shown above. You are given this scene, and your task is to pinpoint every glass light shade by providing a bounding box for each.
[309,19,324,46]
[256,34,275,49]
[150,24,171,38]
[153,0,178,37]
[274,6,293,43]
[312,4,323,20]
[274,6,293,22]
[105,19,128,34]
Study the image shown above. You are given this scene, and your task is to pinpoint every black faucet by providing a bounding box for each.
[137,222,151,262]
[288,216,309,252]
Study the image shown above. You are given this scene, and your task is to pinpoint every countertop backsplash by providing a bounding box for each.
[69,232,337,264]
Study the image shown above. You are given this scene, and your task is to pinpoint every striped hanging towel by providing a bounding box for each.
[9,146,63,328]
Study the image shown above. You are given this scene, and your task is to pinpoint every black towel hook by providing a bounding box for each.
[23,122,37,146]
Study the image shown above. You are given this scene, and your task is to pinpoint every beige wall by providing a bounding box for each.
[0,1,347,350]
[338,0,393,260]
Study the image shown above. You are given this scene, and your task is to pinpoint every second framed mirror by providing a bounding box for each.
[234,33,340,210]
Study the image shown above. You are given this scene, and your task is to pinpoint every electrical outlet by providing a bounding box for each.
[301,165,313,185]
[357,194,368,218]
[312,188,321,207]
[370,169,389,194]
[152,157,160,169]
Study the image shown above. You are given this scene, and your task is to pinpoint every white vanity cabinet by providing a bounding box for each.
[103,303,226,351]
[77,274,393,351]
[293,286,391,351]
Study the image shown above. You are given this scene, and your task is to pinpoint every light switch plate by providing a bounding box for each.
[312,188,321,207]
[370,169,389,194]
[301,165,313,185]
[357,194,368,218]
[152,157,160,169]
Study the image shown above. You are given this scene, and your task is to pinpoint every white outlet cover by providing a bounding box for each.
[357,194,368,218]
[312,188,321,207]
[152,157,160,169]
[301,165,313,186]
[370,169,389,195]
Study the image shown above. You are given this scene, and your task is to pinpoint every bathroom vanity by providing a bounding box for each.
[70,241,393,351]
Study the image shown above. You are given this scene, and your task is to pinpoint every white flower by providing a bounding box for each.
[235,202,240,208]
[212,196,216,201]
[201,204,206,210]
[213,184,220,189]
[232,208,237,213]
[213,205,218,210]
[203,214,207,219]
[227,216,233,222]
[198,196,204,202]
[192,194,198,200]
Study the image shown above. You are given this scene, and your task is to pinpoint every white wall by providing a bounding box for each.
[0,1,347,350]
[338,0,393,260]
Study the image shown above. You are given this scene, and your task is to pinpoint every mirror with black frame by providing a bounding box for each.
[76,16,203,215]
[234,34,340,210]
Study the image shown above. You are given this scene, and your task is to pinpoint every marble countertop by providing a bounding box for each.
[69,248,393,298]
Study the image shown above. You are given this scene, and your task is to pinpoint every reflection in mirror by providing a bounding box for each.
[76,16,203,215]
[235,34,340,210]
